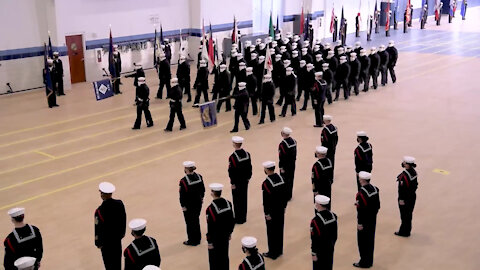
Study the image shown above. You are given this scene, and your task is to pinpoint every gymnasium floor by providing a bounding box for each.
[1,9,479,270]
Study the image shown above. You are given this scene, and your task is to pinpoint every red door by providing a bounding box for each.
[65,35,86,83]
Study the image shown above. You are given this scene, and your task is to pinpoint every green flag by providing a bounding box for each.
[269,12,274,37]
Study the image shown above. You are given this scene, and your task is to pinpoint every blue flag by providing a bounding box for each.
[276,16,280,34]
[160,24,164,45]
[44,43,54,97]
[460,0,466,17]
[340,6,345,39]
[108,29,116,77]
[154,28,158,66]
[47,35,53,59]
[421,0,427,17]
[304,12,310,41]
[93,79,114,101]
[200,101,217,127]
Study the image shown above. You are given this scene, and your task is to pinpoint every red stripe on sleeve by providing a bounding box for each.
[313,165,320,179]
[263,182,271,194]
[322,130,328,142]
[6,238,15,253]
[359,192,368,206]
[230,156,237,168]
[181,179,188,192]
[126,248,135,263]
[355,148,362,160]
[312,220,321,236]
[208,207,216,222]
[96,209,104,223]
[403,174,410,188]
[280,144,286,154]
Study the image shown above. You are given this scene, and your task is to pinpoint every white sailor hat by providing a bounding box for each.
[314,71,323,77]
[314,195,330,205]
[284,59,291,65]
[269,48,275,53]
[355,41,361,47]
[300,60,306,65]
[356,131,367,137]
[256,38,262,43]
[199,59,206,64]
[286,67,293,71]
[347,45,353,50]
[292,50,299,55]
[264,73,272,79]
[304,40,310,45]
[241,236,257,248]
[238,82,247,87]
[170,77,178,84]
[314,45,320,50]
[164,38,169,42]
[183,161,196,168]
[53,51,59,56]
[389,40,395,47]
[306,63,314,68]
[232,136,244,143]
[237,53,243,58]
[322,63,329,67]
[286,32,293,38]
[47,59,54,64]
[340,56,347,61]
[282,127,292,135]
[251,52,257,57]
[301,48,308,52]
[370,47,377,51]
[143,266,160,270]
[246,67,253,72]
[8,207,25,218]
[358,171,372,180]
[350,52,357,57]
[275,54,282,59]
[220,64,227,68]
[138,77,146,85]
[379,44,386,50]
[403,156,416,164]
[316,146,328,154]
[323,115,332,121]
[272,40,278,46]
[245,40,252,46]
[209,183,224,191]
[239,62,246,66]
[232,43,238,48]
[262,161,276,169]
[259,55,265,60]
[99,182,115,193]
[14,257,36,269]
[113,44,119,49]
[328,50,334,55]
[136,64,143,68]
[129,218,147,231]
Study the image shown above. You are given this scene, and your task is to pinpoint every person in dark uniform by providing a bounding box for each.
[43,59,59,108]
[177,55,192,102]
[230,82,250,132]
[164,39,172,62]
[355,14,361,37]
[156,54,171,99]
[95,182,127,270]
[321,63,334,105]
[312,72,327,128]
[197,46,204,69]
[296,60,307,102]
[229,49,239,88]
[255,55,265,90]
[334,56,350,101]
[359,49,371,92]
[395,156,418,237]
[301,48,314,64]
[378,45,390,86]
[261,161,288,260]
[300,63,315,111]
[353,172,380,268]
[314,54,324,72]
[238,237,265,270]
[228,136,253,224]
[333,41,343,57]
[321,115,338,169]
[386,41,398,84]
[179,161,205,245]
[404,9,409,33]
[349,53,361,95]
[367,15,373,41]
[409,5,414,26]
[165,78,186,132]
[3,208,43,270]
[354,42,363,56]
[13,256,37,270]
[215,64,232,112]
[113,45,122,94]
[374,9,380,33]
[237,60,247,87]
[193,60,209,105]
[325,51,338,76]
[368,48,380,90]
[52,52,65,95]
[248,52,258,68]
[333,16,338,42]
[125,64,146,87]
[311,195,338,270]
[311,146,334,209]
[132,77,153,130]
[278,127,297,201]
[272,55,284,106]
[291,50,300,73]
[244,41,252,63]
[124,219,161,270]
[246,67,258,116]
[258,74,276,124]
[354,131,373,190]
[420,4,428,29]
[280,67,296,117]
[206,183,235,270]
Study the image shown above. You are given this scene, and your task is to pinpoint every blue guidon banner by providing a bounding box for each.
[199,101,217,127]
[93,79,114,101]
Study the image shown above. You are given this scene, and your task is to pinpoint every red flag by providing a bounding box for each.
[299,7,305,35]
[208,23,215,73]
[385,2,390,30]
[406,0,411,22]
[232,16,237,44]
[330,7,335,33]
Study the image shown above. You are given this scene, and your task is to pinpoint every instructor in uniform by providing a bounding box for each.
[228,136,252,224]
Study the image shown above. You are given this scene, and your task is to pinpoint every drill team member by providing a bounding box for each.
[206,183,235,270]
[300,63,315,111]
[52,52,65,95]
[312,72,327,128]
[359,49,371,92]
[321,115,339,169]
[279,67,296,117]
[124,219,161,270]
[228,136,253,224]
[334,56,350,101]
[238,237,265,270]
[261,161,288,260]
[310,195,338,270]
[395,156,418,237]
[378,45,390,86]
[369,47,381,90]
[4,208,43,270]
[179,161,205,245]
[353,172,380,268]
[132,77,153,130]
[95,182,127,270]
[215,64,232,112]
[246,67,258,115]
[296,60,307,102]
[113,45,122,94]
[321,63,334,104]
[386,41,398,83]
[125,64,145,87]
[278,127,297,201]
[354,131,373,190]
[258,74,276,124]
[230,82,250,133]
[349,53,361,95]
[177,55,192,102]
[43,59,59,108]
[193,60,210,105]
[165,78,186,131]
[311,146,334,209]
[156,54,171,99]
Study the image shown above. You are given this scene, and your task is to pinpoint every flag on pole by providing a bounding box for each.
[154,28,158,66]
[276,15,280,34]
[299,6,305,35]
[304,10,310,41]
[385,1,391,30]
[421,0,427,19]
[407,0,412,22]
[200,101,217,127]
[264,41,273,76]
[435,0,440,20]
[201,19,209,65]
[340,6,345,40]
[44,43,54,100]
[232,16,238,44]
[47,33,53,59]
[358,0,362,25]
[108,28,116,77]
[269,12,275,37]
[460,0,466,18]
[208,23,215,73]
[160,24,164,45]
[374,1,378,24]
[330,7,335,33]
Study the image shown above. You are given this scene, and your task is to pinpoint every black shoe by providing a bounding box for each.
[353,262,371,268]
[300,108,306,111]
[292,113,296,116]
[156,97,162,99]
[117,91,123,94]
[180,126,187,130]
[313,125,323,128]
[164,128,172,132]
[192,104,199,108]
[279,114,285,117]
[132,126,140,130]
[263,252,279,260]
[394,231,410,237]
[381,83,385,86]
[271,119,275,122]
[183,241,200,246]
[49,106,53,108]
[186,99,191,102]
[226,109,231,112]
[258,121,264,124]
[245,125,250,130]
[147,123,154,128]
[230,129,238,133]
[53,104,59,107]
[334,98,339,101]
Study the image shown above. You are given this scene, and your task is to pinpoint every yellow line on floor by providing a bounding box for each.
[0,138,218,211]
[34,151,56,159]
[0,105,132,138]
[0,107,199,175]
[0,120,232,192]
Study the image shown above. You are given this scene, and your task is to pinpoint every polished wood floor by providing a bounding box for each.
[1,10,479,270]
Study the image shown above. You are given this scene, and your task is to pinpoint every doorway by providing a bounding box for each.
[65,34,86,83]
